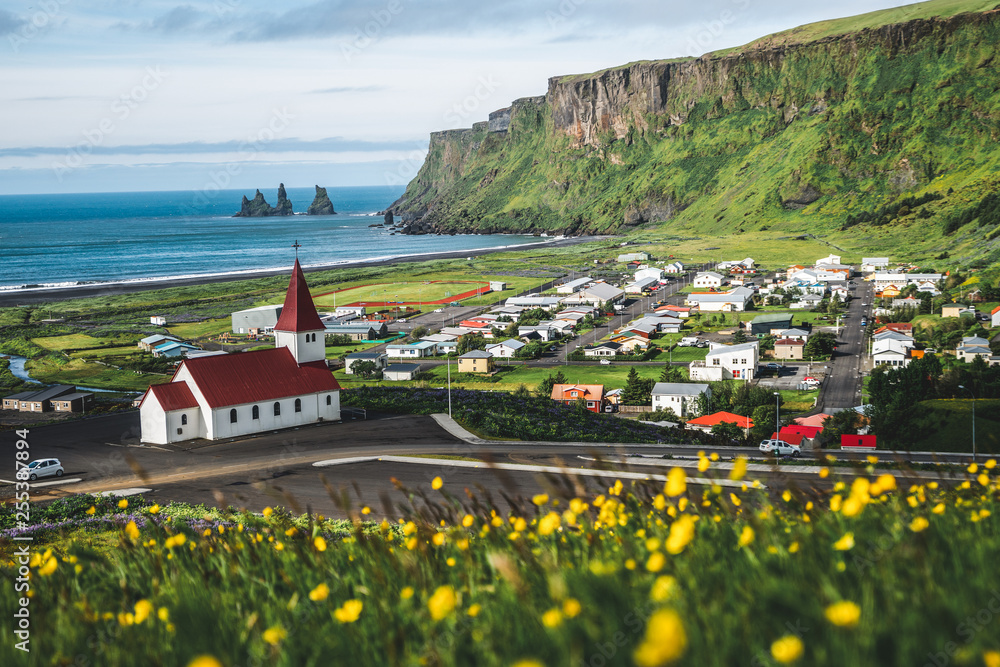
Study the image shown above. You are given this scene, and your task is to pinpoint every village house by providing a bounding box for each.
[635,267,665,283]
[956,336,993,363]
[3,385,81,412]
[344,351,388,375]
[685,287,754,312]
[556,277,592,294]
[560,282,625,308]
[861,257,890,274]
[664,261,684,274]
[689,342,759,381]
[518,325,556,341]
[686,411,753,433]
[993,305,1000,327]
[693,271,724,289]
[324,322,389,340]
[774,338,805,360]
[942,304,975,318]
[625,277,659,294]
[749,313,794,337]
[617,252,650,263]
[139,260,341,445]
[651,383,709,418]
[485,339,526,358]
[383,364,422,381]
[583,342,622,357]
[386,341,438,359]
[231,304,283,334]
[139,334,180,352]
[457,350,495,374]
[551,384,605,413]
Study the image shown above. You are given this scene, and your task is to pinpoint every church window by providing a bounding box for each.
[326,395,332,405]
[295,398,302,413]
[274,402,281,416]
[230,409,237,423]
[181,414,187,425]
[252,405,259,419]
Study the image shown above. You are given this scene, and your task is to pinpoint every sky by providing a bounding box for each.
[0,0,919,195]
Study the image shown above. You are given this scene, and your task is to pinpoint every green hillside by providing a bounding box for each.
[391,1,1000,266]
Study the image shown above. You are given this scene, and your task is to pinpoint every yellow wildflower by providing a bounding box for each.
[833,533,855,551]
[334,599,363,623]
[262,625,287,645]
[646,552,666,573]
[133,600,154,624]
[738,526,755,547]
[541,608,563,628]
[125,521,140,541]
[983,650,1000,667]
[819,467,830,479]
[730,493,742,507]
[538,512,561,536]
[309,583,330,602]
[118,499,128,510]
[467,603,482,617]
[38,556,57,576]
[86,506,96,515]
[532,493,549,506]
[910,517,930,533]
[665,514,696,555]
[187,657,223,667]
[771,635,804,664]
[634,609,687,666]
[262,507,273,517]
[314,536,327,552]
[650,575,678,602]
[782,490,792,503]
[400,587,414,600]
[665,467,686,497]
[730,456,748,481]
[431,476,443,490]
[563,598,582,617]
[157,607,169,622]
[428,585,457,621]
[825,601,861,628]
[462,514,475,528]
[432,533,446,546]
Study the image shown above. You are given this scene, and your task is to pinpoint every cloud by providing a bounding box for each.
[113,4,206,34]
[309,85,385,94]
[0,9,28,35]
[0,136,423,158]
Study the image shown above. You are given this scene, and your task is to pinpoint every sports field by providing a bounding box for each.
[312,280,490,308]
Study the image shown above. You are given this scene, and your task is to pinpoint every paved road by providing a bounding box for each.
[818,280,874,412]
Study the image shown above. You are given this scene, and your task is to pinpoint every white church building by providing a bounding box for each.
[140,260,341,444]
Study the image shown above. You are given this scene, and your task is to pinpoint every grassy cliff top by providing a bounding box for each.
[712,0,998,56]
[557,0,998,83]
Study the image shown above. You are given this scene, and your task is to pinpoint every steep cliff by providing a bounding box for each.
[389,3,1000,254]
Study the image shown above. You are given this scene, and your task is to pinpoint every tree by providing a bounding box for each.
[733,329,748,344]
[804,332,837,359]
[621,367,656,406]
[457,333,487,355]
[749,404,778,443]
[640,407,681,423]
[819,409,864,447]
[350,360,380,380]
[919,292,933,314]
[711,421,744,443]
[537,370,567,399]
[659,364,685,383]
[410,325,428,340]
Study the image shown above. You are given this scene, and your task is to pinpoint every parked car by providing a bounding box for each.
[803,377,821,387]
[759,440,801,457]
[22,458,64,481]
[766,362,783,370]
[434,308,444,313]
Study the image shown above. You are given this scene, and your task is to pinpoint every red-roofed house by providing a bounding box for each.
[687,411,753,432]
[793,413,831,429]
[140,260,341,444]
[770,431,805,447]
[841,434,877,450]
[770,425,822,448]
[876,323,914,336]
[551,384,605,413]
[992,305,1000,328]
[774,338,805,360]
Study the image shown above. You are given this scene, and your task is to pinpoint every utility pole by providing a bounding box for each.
[958,385,977,462]
[447,356,452,418]
[773,391,780,441]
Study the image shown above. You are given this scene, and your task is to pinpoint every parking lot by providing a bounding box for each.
[755,362,828,390]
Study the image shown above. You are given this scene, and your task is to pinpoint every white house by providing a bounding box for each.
[693,271,724,289]
[486,339,526,358]
[685,287,754,312]
[861,257,890,274]
[652,383,709,418]
[556,277,592,294]
[150,316,166,326]
[957,336,993,363]
[505,296,564,309]
[816,254,842,266]
[584,342,622,357]
[872,339,915,368]
[688,342,759,381]
[617,252,650,263]
[386,341,437,359]
[140,260,341,445]
[344,351,388,374]
[625,277,659,294]
[992,306,1000,327]
[664,262,684,274]
[518,325,555,341]
[561,282,625,307]
[383,363,421,381]
[775,328,810,342]
[635,267,664,283]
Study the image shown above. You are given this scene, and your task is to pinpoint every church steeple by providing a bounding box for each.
[273,258,326,364]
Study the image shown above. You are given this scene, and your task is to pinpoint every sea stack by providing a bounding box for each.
[306,185,336,215]
[233,185,294,217]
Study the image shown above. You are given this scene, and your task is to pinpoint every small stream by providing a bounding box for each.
[3,355,121,393]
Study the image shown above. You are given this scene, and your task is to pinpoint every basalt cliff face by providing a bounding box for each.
[388,7,1000,249]
[234,184,293,217]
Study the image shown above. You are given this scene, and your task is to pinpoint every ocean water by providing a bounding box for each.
[0,186,546,290]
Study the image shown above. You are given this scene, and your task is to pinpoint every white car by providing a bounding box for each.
[599,359,611,365]
[434,309,444,313]
[22,458,64,481]
[759,440,801,457]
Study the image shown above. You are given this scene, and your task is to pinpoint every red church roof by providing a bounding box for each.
[172,348,340,408]
[273,259,325,332]
[141,382,199,411]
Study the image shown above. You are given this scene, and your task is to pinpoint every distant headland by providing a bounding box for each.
[233,184,336,217]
